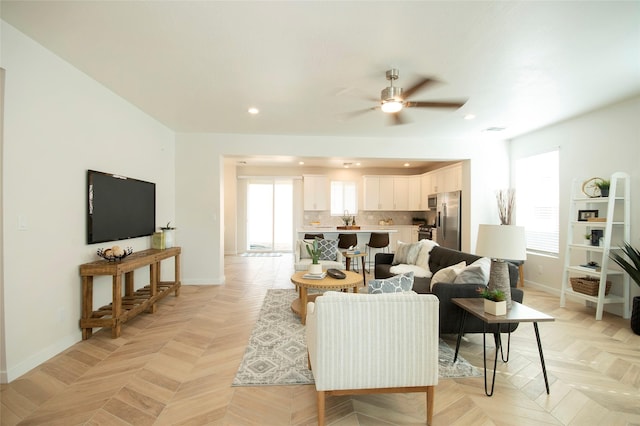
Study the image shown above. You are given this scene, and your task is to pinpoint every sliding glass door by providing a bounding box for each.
[246,179,293,252]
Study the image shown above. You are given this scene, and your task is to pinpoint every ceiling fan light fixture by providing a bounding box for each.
[381,100,403,113]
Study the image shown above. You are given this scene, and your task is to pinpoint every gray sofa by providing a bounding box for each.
[374,246,523,334]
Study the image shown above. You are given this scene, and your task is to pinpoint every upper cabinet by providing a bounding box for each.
[408,175,422,210]
[422,163,462,195]
[363,163,462,211]
[303,175,328,210]
[363,176,394,210]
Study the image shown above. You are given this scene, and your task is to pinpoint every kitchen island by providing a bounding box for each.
[297,226,414,254]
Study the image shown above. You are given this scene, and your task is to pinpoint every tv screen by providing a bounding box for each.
[87,170,156,244]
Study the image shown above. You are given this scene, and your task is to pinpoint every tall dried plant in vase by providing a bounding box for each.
[496,188,516,225]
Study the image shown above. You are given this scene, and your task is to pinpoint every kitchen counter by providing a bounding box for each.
[298,226,401,234]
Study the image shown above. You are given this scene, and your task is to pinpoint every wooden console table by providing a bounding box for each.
[79,247,181,340]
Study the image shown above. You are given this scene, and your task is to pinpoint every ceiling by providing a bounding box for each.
[2,1,639,169]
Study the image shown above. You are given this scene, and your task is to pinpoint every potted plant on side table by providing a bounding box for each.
[609,242,640,335]
[478,288,507,315]
[306,239,323,275]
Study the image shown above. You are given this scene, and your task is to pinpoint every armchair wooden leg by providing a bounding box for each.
[426,386,435,425]
[317,390,325,426]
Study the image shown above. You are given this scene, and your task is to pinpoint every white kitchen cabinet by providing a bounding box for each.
[393,177,409,210]
[408,175,422,210]
[363,176,394,210]
[389,225,417,251]
[426,163,462,194]
[303,175,328,211]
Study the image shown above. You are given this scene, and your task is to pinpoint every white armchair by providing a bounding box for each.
[294,239,344,271]
[306,291,439,425]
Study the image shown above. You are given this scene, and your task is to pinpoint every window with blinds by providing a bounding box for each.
[515,150,559,255]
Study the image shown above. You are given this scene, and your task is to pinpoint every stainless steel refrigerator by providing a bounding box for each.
[435,191,461,250]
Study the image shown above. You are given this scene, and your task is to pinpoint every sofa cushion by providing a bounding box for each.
[317,238,339,261]
[430,261,466,289]
[368,271,415,294]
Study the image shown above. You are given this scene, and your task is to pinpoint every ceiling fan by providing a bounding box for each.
[348,69,468,125]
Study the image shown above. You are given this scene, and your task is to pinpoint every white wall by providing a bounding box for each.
[510,96,640,311]
[0,22,176,382]
[175,133,511,285]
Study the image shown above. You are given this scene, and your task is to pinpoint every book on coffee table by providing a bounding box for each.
[303,272,327,280]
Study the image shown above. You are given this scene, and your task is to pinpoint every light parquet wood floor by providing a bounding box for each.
[2,253,640,425]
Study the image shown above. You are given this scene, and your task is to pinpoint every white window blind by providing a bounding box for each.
[330,181,358,216]
[515,150,559,255]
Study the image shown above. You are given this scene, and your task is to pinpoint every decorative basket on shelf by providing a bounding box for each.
[570,276,612,296]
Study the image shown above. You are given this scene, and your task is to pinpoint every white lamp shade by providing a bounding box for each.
[476,224,527,261]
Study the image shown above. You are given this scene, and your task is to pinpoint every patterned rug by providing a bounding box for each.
[232,289,480,386]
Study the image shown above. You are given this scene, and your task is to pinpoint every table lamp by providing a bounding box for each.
[475,224,527,308]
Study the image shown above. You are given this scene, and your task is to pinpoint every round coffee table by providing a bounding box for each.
[290,270,363,325]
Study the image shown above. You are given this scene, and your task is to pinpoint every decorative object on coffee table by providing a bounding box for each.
[306,239,323,275]
[609,242,640,335]
[475,224,527,308]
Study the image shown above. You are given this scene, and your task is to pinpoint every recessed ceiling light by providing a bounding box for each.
[464,114,476,120]
[248,107,259,115]
[298,161,305,165]
[355,162,361,166]
[404,162,410,167]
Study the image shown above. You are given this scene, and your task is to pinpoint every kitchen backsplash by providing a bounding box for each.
[303,211,427,226]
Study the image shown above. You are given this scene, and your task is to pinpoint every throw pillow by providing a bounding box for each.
[430,261,466,289]
[415,239,439,270]
[453,266,487,284]
[453,257,491,284]
[393,241,422,265]
[368,271,415,294]
[316,238,338,261]
[299,240,312,259]
[389,264,432,278]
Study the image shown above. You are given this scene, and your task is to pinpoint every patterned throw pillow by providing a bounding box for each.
[368,271,415,294]
[316,238,338,261]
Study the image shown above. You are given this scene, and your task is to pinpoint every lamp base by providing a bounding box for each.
[487,259,512,308]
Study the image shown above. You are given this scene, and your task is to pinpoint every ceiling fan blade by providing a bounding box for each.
[340,106,379,121]
[401,77,439,100]
[405,100,467,109]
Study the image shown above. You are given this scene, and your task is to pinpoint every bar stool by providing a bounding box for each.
[304,233,324,240]
[338,233,358,270]
[366,232,390,269]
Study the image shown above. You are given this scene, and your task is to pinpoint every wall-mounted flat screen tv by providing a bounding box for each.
[87,170,156,244]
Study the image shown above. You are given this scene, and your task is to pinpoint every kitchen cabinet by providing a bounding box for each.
[423,163,462,194]
[363,176,394,210]
[393,177,409,210]
[389,225,418,251]
[303,175,328,211]
[408,175,422,210]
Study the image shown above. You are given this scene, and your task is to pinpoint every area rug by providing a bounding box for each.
[232,289,480,386]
